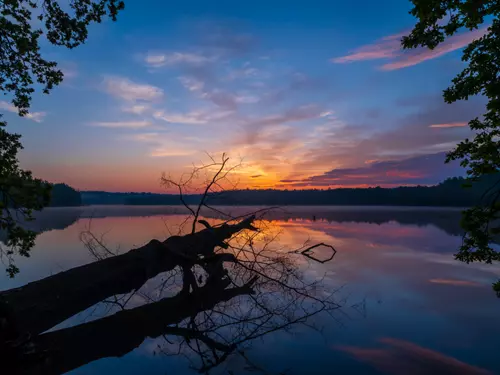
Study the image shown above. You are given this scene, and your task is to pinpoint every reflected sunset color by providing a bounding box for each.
[2,1,500,374]
[337,338,492,375]
[2,206,498,374]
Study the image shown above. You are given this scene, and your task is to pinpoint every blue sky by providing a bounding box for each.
[1,0,486,192]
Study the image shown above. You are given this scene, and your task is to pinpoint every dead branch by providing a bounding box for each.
[3,152,342,375]
[289,242,337,263]
[0,215,258,339]
[15,277,257,375]
[160,152,243,234]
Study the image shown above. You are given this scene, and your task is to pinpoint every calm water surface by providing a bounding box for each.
[2,206,499,375]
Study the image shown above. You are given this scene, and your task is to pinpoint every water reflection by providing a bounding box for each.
[0,208,82,244]
[66,205,468,236]
[26,274,328,375]
[0,205,471,245]
[1,206,499,374]
[6,210,342,375]
[337,338,492,375]
[5,205,467,234]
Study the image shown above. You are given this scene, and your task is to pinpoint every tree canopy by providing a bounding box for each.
[402,0,500,295]
[0,0,124,276]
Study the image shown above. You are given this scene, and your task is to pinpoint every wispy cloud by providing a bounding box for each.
[290,95,483,177]
[25,112,47,122]
[281,153,463,188]
[0,101,46,122]
[234,94,259,104]
[201,90,238,109]
[178,76,205,92]
[320,110,335,119]
[216,103,330,179]
[332,28,487,70]
[230,67,259,79]
[61,63,78,79]
[247,104,323,129]
[382,28,487,70]
[129,132,161,142]
[226,66,261,80]
[90,120,152,129]
[153,110,207,125]
[429,278,482,287]
[178,75,259,109]
[144,52,211,68]
[429,122,467,128]
[257,72,329,106]
[102,76,164,102]
[152,106,236,126]
[122,104,152,115]
[130,132,199,158]
[332,33,403,63]
[150,148,197,157]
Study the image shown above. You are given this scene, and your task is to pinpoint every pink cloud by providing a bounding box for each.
[331,33,404,63]
[336,337,492,375]
[382,28,487,70]
[280,153,463,188]
[332,28,488,70]
[430,122,468,128]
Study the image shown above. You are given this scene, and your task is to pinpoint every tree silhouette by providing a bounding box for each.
[0,0,124,277]
[402,0,500,295]
[1,154,340,374]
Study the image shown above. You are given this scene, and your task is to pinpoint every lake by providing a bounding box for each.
[2,206,500,375]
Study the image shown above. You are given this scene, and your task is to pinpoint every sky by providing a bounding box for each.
[1,0,488,192]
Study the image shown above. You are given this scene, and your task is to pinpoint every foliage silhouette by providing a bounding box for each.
[402,0,500,294]
[120,175,499,207]
[49,183,81,207]
[0,0,124,277]
[1,154,340,375]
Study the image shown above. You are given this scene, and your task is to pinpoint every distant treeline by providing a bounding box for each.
[49,183,82,207]
[0,183,81,210]
[81,175,500,207]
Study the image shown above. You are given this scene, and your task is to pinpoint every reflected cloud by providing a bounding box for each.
[336,337,492,375]
[5,207,500,374]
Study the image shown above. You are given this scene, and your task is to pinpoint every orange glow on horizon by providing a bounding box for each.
[27,157,438,193]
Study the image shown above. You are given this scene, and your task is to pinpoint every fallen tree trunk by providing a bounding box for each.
[0,216,256,339]
[14,276,257,375]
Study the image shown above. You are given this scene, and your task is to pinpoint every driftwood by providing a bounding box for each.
[14,276,257,375]
[0,216,257,339]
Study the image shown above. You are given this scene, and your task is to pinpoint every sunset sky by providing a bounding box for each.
[2,0,486,192]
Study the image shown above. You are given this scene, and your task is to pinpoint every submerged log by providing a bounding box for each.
[16,276,257,375]
[0,216,257,339]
